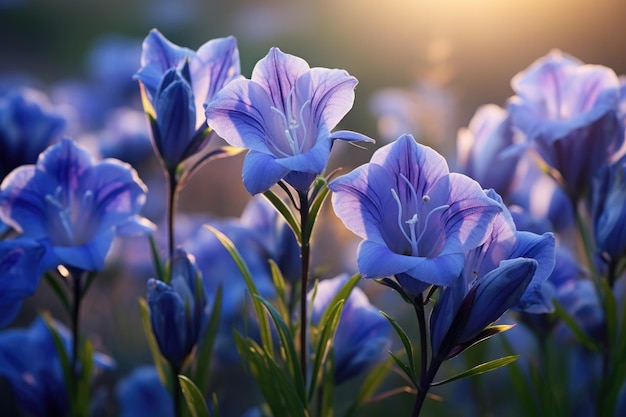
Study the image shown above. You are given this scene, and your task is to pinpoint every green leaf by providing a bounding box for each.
[387,350,416,386]
[268,259,291,326]
[76,339,94,417]
[446,324,516,360]
[256,296,306,402]
[41,313,75,412]
[344,356,395,417]
[263,190,301,243]
[204,224,273,353]
[43,272,71,315]
[308,299,344,402]
[138,297,171,390]
[148,234,166,283]
[553,300,603,352]
[192,285,223,394]
[179,375,210,417]
[304,181,330,241]
[380,311,416,383]
[430,355,519,387]
[234,333,308,417]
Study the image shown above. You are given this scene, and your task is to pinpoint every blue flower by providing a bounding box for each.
[309,275,391,383]
[116,366,174,417]
[0,138,151,272]
[205,47,373,194]
[0,87,66,180]
[329,134,501,294]
[429,189,555,359]
[456,104,521,196]
[0,238,54,328]
[591,158,626,266]
[0,316,113,417]
[135,29,240,173]
[507,50,624,198]
[147,247,208,368]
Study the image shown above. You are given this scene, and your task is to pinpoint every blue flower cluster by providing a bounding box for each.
[0,27,623,417]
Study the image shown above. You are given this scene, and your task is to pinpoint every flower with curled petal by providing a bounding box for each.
[329,134,501,294]
[0,138,151,272]
[507,50,624,198]
[205,47,373,194]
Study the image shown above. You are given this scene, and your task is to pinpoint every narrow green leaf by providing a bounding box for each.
[430,355,519,387]
[318,274,360,330]
[387,350,416,386]
[304,182,330,240]
[148,234,166,283]
[76,339,94,417]
[43,272,71,315]
[263,190,301,242]
[380,311,416,381]
[344,357,395,417]
[268,259,291,326]
[308,300,344,402]
[210,393,221,417]
[256,296,306,402]
[192,285,223,394]
[553,300,603,352]
[446,324,516,360]
[138,297,171,390]
[179,375,210,417]
[41,313,75,414]
[204,225,273,353]
[500,334,541,416]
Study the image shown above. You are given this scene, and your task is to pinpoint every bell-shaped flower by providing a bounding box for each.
[116,366,174,417]
[309,275,391,383]
[591,158,626,268]
[0,316,113,417]
[507,50,624,198]
[0,138,152,272]
[0,87,66,180]
[329,134,502,294]
[147,247,208,369]
[429,189,555,359]
[456,104,521,196]
[134,29,241,176]
[0,238,55,328]
[205,47,373,194]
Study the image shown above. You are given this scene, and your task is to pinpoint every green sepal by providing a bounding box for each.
[263,190,302,243]
[446,324,516,360]
[138,297,172,391]
[204,224,274,353]
[430,355,519,387]
[179,375,210,417]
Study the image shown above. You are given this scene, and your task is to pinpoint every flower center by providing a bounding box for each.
[390,174,425,257]
[269,88,311,157]
[45,185,94,246]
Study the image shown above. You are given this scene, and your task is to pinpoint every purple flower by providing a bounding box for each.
[205,47,373,194]
[329,134,501,294]
[134,29,240,173]
[507,50,624,198]
[456,104,521,196]
[147,248,208,369]
[429,189,555,359]
[0,238,54,328]
[0,316,113,417]
[591,158,626,266]
[0,87,66,180]
[309,275,391,383]
[0,138,151,272]
[116,366,174,417]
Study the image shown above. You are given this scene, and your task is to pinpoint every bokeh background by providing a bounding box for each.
[2,0,626,415]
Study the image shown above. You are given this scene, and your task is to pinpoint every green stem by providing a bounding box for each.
[413,295,428,380]
[172,364,182,417]
[412,355,443,417]
[167,170,179,263]
[298,189,311,384]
